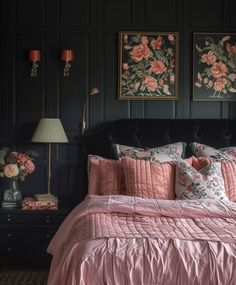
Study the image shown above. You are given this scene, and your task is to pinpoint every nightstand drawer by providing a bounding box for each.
[1,213,66,225]
[0,226,58,258]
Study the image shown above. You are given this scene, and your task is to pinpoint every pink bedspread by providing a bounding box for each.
[47,195,236,285]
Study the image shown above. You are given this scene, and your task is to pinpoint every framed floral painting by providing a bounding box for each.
[193,33,236,101]
[118,32,179,100]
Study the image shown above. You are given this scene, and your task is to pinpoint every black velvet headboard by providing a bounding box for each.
[74,119,236,207]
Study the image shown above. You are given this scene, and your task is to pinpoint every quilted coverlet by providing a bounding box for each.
[47,195,236,285]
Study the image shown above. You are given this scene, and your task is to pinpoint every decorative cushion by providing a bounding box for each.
[87,155,125,195]
[175,158,227,200]
[114,142,186,163]
[190,142,236,161]
[192,156,236,202]
[121,157,175,199]
[99,159,126,195]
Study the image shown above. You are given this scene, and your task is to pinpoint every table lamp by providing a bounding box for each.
[31,118,68,200]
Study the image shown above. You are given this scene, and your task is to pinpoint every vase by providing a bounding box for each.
[1,178,22,209]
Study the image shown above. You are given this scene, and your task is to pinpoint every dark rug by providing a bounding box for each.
[0,269,49,285]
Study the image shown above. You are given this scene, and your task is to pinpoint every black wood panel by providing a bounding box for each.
[59,0,90,26]
[15,34,46,130]
[230,0,236,26]
[16,0,45,27]
[103,0,132,27]
[103,33,130,122]
[144,0,177,27]
[59,33,89,131]
[0,0,235,206]
[190,0,222,27]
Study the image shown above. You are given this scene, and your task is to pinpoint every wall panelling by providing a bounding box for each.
[0,0,235,205]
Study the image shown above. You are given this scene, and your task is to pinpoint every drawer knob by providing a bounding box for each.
[7,233,12,238]
[8,247,12,251]
[46,234,50,238]
[46,219,50,223]
[7,218,11,222]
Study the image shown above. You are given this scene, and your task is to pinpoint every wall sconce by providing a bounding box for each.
[81,87,100,135]
[61,49,74,76]
[29,49,41,77]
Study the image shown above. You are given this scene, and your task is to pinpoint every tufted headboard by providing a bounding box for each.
[73,119,236,206]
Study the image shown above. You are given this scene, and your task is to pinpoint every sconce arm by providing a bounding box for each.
[81,93,89,135]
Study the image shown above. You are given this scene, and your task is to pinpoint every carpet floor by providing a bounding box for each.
[0,268,49,285]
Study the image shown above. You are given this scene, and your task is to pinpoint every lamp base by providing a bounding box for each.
[34,193,57,201]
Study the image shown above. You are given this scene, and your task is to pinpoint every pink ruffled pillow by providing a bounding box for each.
[88,155,125,195]
[121,157,176,199]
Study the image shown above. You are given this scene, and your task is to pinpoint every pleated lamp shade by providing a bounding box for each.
[31,118,68,143]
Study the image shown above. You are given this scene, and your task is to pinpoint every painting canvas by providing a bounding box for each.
[118,32,179,100]
[193,33,236,101]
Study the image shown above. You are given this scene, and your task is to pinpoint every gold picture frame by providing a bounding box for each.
[118,31,179,100]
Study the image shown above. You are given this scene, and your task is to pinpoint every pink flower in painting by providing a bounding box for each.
[201,51,216,65]
[159,78,164,86]
[124,45,132,50]
[123,63,129,70]
[3,164,19,178]
[197,72,202,81]
[150,60,166,74]
[170,74,175,83]
[143,76,157,92]
[226,43,236,54]
[141,36,148,45]
[211,62,228,79]
[24,160,35,174]
[151,36,162,49]
[208,80,213,88]
[168,34,174,42]
[130,44,151,62]
[213,78,227,91]
[10,152,18,157]
[123,34,128,41]
[229,73,236,81]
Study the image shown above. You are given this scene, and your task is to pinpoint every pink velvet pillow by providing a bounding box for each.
[121,157,175,199]
[99,159,126,195]
[88,155,125,195]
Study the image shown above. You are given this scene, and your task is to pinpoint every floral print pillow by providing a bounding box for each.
[175,158,228,200]
[190,142,236,161]
[113,142,186,163]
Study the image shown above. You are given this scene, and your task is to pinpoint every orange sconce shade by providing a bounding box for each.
[29,49,41,77]
[29,50,41,62]
[61,49,74,76]
[61,49,74,62]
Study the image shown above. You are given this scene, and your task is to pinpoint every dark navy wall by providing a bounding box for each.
[0,0,235,201]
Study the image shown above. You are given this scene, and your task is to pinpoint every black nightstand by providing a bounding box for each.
[0,202,70,266]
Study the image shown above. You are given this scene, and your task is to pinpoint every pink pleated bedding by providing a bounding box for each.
[47,195,236,285]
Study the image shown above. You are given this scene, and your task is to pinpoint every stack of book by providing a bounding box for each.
[22,195,58,210]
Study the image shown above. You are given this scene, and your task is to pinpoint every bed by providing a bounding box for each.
[47,119,236,285]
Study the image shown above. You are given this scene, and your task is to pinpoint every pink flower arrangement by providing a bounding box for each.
[0,148,38,181]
